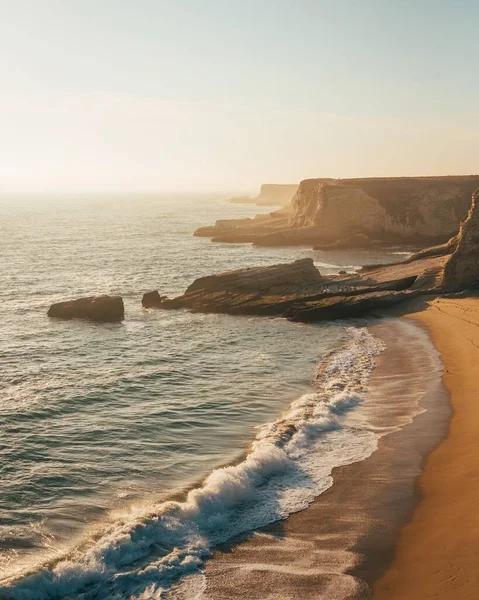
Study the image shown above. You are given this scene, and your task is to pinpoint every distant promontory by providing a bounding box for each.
[226,184,298,207]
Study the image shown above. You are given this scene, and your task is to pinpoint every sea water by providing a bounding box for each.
[0,194,419,598]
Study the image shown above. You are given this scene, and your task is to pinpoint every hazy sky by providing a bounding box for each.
[1,0,478,193]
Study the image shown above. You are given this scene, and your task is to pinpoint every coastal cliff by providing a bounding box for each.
[149,187,479,321]
[197,176,479,248]
[443,189,479,289]
[227,184,298,207]
[275,176,478,245]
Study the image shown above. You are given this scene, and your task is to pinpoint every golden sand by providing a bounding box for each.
[374,296,479,599]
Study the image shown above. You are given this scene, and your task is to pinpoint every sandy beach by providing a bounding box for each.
[374,295,479,599]
[202,316,449,599]
[203,296,479,599]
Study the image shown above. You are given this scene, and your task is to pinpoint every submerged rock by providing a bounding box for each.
[48,296,124,322]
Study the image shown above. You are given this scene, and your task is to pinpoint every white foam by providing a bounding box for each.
[314,261,360,272]
[0,327,385,600]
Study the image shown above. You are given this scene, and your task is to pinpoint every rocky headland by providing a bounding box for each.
[194,208,291,243]
[197,176,479,249]
[226,184,298,207]
[145,189,479,323]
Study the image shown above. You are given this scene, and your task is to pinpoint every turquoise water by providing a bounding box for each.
[0,195,411,598]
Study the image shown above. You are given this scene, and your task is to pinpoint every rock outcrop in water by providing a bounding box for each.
[142,290,167,308]
[196,176,479,248]
[143,253,424,319]
[48,296,124,322]
[146,257,424,319]
[148,259,324,315]
[194,210,290,243]
[226,184,298,207]
[150,187,479,321]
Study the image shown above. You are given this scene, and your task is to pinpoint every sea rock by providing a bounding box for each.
[150,258,322,315]
[194,225,223,238]
[149,253,420,318]
[142,291,168,308]
[48,296,124,322]
[284,290,418,322]
[194,214,289,239]
[313,233,372,250]
[185,257,322,294]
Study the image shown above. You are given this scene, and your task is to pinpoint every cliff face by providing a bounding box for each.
[198,176,479,248]
[443,189,479,290]
[287,176,479,244]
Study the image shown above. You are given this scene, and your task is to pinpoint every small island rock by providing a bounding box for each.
[48,295,124,322]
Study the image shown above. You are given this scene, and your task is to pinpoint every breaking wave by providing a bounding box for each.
[0,326,385,600]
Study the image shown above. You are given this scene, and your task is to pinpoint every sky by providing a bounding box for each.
[1,0,478,193]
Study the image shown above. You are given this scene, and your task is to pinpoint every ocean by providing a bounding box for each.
[0,194,440,599]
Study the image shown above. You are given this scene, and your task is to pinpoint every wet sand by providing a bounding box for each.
[202,317,449,599]
[373,296,479,599]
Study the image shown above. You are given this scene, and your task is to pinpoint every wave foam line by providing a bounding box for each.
[0,327,385,600]
[314,260,360,271]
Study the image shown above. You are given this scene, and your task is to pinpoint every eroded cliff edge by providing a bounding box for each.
[146,188,479,322]
[197,176,479,248]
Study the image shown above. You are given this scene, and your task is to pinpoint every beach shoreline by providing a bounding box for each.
[373,295,479,599]
[202,314,450,599]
